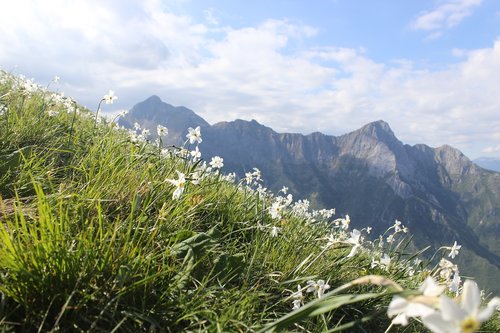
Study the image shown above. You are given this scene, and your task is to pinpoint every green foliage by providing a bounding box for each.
[0,71,498,332]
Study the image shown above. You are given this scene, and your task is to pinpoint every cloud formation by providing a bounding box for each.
[411,0,483,39]
[0,0,499,158]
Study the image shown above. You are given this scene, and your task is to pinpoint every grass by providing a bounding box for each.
[0,70,498,332]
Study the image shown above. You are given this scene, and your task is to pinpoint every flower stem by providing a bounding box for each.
[94,98,104,129]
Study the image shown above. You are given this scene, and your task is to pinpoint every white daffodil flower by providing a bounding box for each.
[103,90,117,104]
[422,280,500,333]
[270,226,281,237]
[165,170,186,200]
[291,285,304,310]
[393,219,402,232]
[341,214,350,230]
[448,241,462,259]
[186,126,202,144]
[157,124,168,137]
[388,277,444,326]
[306,279,330,298]
[380,253,391,269]
[269,201,285,220]
[345,229,362,258]
[190,146,201,161]
[209,156,224,169]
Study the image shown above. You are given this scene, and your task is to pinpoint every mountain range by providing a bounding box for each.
[119,95,500,293]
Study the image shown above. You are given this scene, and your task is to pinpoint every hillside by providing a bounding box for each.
[121,96,500,294]
[1,73,499,332]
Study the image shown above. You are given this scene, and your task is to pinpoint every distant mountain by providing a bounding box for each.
[474,157,500,172]
[119,95,209,145]
[121,96,500,293]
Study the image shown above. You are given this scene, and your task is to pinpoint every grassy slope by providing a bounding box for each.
[0,72,498,332]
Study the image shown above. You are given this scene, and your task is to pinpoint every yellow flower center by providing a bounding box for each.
[460,316,480,333]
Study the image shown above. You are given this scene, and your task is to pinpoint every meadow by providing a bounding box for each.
[0,71,498,332]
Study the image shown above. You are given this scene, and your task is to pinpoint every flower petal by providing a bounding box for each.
[387,296,408,317]
[421,312,450,333]
[461,280,480,315]
[477,297,500,322]
[440,296,466,322]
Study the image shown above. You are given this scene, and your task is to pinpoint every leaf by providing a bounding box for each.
[260,291,387,332]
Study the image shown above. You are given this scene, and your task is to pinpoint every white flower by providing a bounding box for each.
[245,171,254,184]
[269,201,285,219]
[280,186,288,194]
[366,227,372,234]
[47,110,58,117]
[190,146,201,161]
[134,122,141,131]
[117,109,128,118]
[270,226,281,237]
[190,171,202,185]
[388,277,444,326]
[252,168,261,181]
[324,233,339,249]
[439,258,458,281]
[386,234,395,244]
[380,253,391,269]
[223,172,236,183]
[209,156,224,169]
[256,185,267,197]
[291,285,303,310]
[341,215,350,230]
[334,215,350,229]
[422,280,500,333]
[345,229,362,258]
[306,279,330,298]
[176,148,189,158]
[157,124,168,136]
[103,90,117,104]
[186,126,202,144]
[318,208,335,219]
[53,76,60,83]
[448,241,462,259]
[160,148,170,158]
[141,128,150,137]
[165,170,186,200]
[394,219,402,232]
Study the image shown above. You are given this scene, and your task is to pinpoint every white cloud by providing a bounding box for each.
[0,0,499,159]
[204,8,219,25]
[411,0,482,37]
[483,145,500,154]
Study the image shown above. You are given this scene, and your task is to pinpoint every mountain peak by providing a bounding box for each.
[360,120,395,138]
[144,95,162,103]
[341,120,400,149]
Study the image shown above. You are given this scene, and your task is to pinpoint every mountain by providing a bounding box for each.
[121,96,500,293]
[119,95,209,145]
[474,157,500,172]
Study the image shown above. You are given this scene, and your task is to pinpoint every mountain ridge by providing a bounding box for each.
[120,96,500,293]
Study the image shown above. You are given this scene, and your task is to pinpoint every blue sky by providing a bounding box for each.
[1,0,499,158]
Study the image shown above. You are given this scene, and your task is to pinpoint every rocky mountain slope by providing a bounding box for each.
[120,96,500,293]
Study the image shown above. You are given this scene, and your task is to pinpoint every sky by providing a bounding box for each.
[1,0,499,159]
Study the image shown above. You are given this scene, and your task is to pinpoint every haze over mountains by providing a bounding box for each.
[119,95,500,293]
[474,157,500,172]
